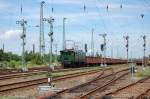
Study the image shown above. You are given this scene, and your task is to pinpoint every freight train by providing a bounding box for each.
[60,49,143,68]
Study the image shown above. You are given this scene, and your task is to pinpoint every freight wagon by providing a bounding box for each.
[85,57,127,65]
[60,49,143,68]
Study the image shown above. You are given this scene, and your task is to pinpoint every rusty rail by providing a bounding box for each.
[105,75,150,98]
[75,69,130,99]
[0,67,100,80]
[0,69,103,93]
[45,68,129,99]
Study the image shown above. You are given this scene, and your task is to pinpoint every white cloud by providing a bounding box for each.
[0,30,21,40]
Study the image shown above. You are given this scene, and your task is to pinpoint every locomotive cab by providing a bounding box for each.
[60,49,75,67]
[60,49,86,68]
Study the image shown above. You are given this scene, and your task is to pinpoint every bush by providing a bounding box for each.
[8,60,17,68]
[32,54,44,65]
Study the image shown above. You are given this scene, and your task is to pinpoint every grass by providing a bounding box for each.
[24,64,128,78]
[50,66,101,77]
[0,96,19,99]
[135,67,150,78]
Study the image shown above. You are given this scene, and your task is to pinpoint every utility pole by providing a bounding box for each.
[16,19,27,71]
[63,18,66,50]
[39,1,45,56]
[43,17,54,69]
[91,28,94,56]
[123,35,129,64]
[99,33,107,67]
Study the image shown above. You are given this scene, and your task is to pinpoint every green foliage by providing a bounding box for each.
[136,68,150,78]
[8,60,17,68]
[33,54,43,65]
[0,49,60,69]
[0,49,20,62]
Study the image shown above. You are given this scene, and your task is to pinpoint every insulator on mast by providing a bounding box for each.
[120,4,122,9]
[51,7,54,13]
[84,4,86,12]
[106,5,109,12]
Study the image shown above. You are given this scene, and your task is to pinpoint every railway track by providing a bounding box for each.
[105,75,150,99]
[0,68,105,94]
[44,68,130,99]
[0,66,49,75]
[0,66,100,75]
[0,67,98,80]
[0,71,47,80]
[136,88,150,99]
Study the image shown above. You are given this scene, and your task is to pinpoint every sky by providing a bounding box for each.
[0,0,150,59]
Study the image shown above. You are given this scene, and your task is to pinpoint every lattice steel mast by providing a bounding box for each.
[39,1,45,56]
[91,28,94,56]
[16,19,27,71]
[63,18,66,50]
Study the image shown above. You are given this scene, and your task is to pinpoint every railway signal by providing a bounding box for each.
[123,35,129,64]
[43,17,54,69]
[16,19,27,72]
[85,44,88,53]
[43,17,54,87]
[99,33,107,67]
[140,14,146,70]
[141,35,146,70]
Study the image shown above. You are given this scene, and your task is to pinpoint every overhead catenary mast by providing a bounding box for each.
[63,18,66,50]
[91,28,94,56]
[54,43,58,63]
[111,47,113,58]
[39,1,45,56]
[2,43,4,52]
[32,44,35,54]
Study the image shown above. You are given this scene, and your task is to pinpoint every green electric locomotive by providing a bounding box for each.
[60,49,86,68]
